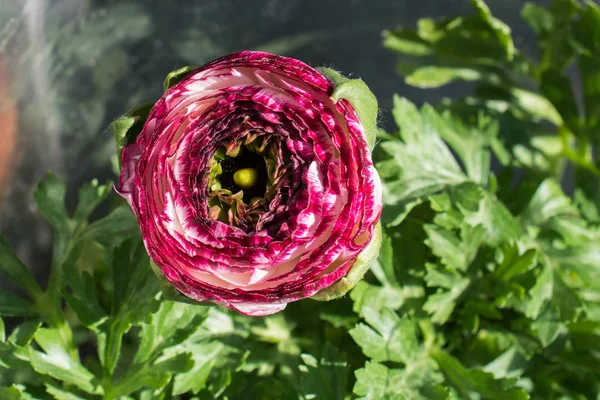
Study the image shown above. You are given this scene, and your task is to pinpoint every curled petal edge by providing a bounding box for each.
[310,222,382,301]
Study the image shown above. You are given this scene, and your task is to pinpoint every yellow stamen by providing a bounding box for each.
[233,167,258,189]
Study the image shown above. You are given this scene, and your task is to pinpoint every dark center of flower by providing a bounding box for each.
[206,131,294,230]
[218,148,268,202]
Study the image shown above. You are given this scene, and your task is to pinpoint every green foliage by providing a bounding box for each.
[1,1,599,399]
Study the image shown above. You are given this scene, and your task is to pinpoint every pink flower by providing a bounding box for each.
[114,51,382,316]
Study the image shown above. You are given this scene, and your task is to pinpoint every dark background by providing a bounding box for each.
[0,0,548,282]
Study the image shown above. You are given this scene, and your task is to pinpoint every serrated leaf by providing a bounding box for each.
[522,179,579,227]
[423,279,470,325]
[450,183,521,245]
[353,360,443,400]
[350,308,420,363]
[63,266,107,329]
[173,342,224,395]
[435,113,497,186]
[350,281,407,316]
[424,225,471,271]
[379,97,468,208]
[29,328,97,394]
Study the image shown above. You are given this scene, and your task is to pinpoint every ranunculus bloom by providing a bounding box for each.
[115,51,382,316]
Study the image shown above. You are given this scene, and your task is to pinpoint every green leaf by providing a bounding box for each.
[134,301,211,364]
[173,342,224,395]
[521,179,578,227]
[382,28,433,56]
[317,67,379,150]
[350,308,420,363]
[423,271,470,324]
[522,0,579,72]
[435,113,497,186]
[482,347,528,379]
[0,237,42,297]
[399,64,485,89]
[33,173,73,262]
[0,386,22,400]
[101,238,161,374]
[44,385,87,400]
[494,247,538,281]
[163,65,200,92]
[72,179,112,227]
[63,261,107,329]
[369,233,398,287]
[470,0,515,60]
[353,360,444,400]
[431,348,529,400]
[109,102,153,162]
[29,328,98,394]
[424,225,475,271]
[8,320,41,347]
[297,345,349,400]
[508,88,563,126]
[378,97,468,208]
[350,281,406,315]
[521,3,553,36]
[530,306,563,346]
[450,183,522,246]
[0,292,38,317]
[109,353,193,398]
[79,205,139,248]
[526,265,583,322]
[540,69,580,132]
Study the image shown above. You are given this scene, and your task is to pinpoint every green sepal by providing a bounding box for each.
[163,65,201,92]
[149,261,210,306]
[109,102,154,166]
[311,222,382,301]
[317,67,379,151]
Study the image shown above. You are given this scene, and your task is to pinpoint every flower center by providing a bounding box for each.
[217,147,268,203]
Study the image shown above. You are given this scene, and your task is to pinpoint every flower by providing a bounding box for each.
[112,51,382,316]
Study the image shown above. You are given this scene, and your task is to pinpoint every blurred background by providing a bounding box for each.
[0,0,547,281]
